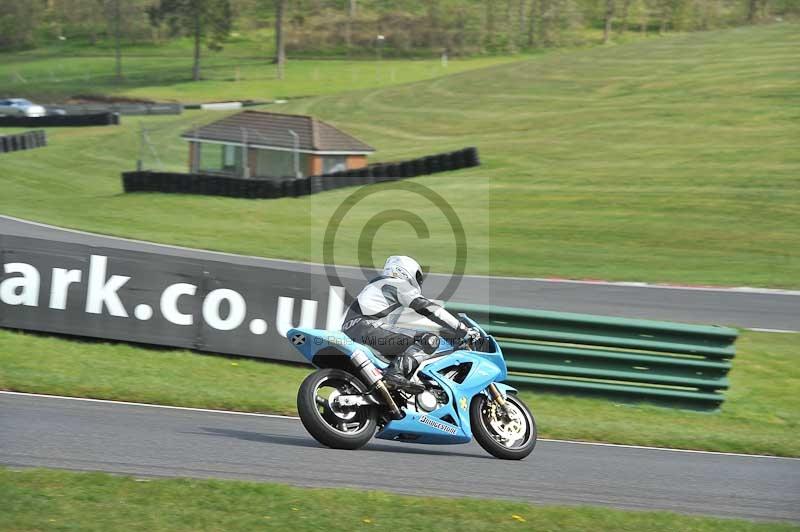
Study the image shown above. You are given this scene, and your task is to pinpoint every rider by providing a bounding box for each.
[342,256,481,392]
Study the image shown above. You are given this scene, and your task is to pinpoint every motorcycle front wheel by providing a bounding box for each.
[297,368,377,450]
[470,392,537,460]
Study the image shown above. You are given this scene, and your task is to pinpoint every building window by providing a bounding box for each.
[223,145,238,169]
[322,156,347,175]
[198,143,243,176]
[255,148,310,179]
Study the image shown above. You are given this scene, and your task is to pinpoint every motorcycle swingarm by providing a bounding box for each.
[334,393,382,408]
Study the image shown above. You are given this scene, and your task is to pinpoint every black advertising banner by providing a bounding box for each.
[0,234,360,364]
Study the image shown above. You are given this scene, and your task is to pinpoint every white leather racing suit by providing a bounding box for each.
[342,274,468,376]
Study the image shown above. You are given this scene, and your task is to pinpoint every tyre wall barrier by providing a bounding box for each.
[445,302,738,408]
[122,171,287,198]
[0,113,120,127]
[0,130,47,153]
[121,147,480,199]
[44,103,182,116]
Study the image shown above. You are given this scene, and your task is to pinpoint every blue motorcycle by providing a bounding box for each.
[287,315,537,460]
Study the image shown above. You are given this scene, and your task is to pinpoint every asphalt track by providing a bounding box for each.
[2,215,798,331]
[1,393,798,522]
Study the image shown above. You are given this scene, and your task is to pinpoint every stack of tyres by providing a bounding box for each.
[245,180,258,199]
[358,167,375,185]
[348,171,365,187]
[235,178,249,198]
[265,180,281,199]
[321,175,335,191]
[423,155,439,175]
[179,173,193,193]
[398,160,413,178]
[296,177,311,196]
[281,178,295,198]
[261,179,278,199]
[464,146,480,167]
[435,153,450,172]
[385,163,399,178]
[333,173,350,190]
[202,176,216,196]
[369,163,387,182]
[134,172,146,192]
[310,175,325,194]
[121,172,133,192]
[449,149,466,170]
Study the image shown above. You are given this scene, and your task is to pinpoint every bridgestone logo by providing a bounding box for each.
[419,415,457,435]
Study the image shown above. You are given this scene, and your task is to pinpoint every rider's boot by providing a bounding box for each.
[382,352,425,394]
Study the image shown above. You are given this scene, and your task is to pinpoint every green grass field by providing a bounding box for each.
[1,24,797,287]
[0,32,521,102]
[2,468,796,532]
[2,328,797,457]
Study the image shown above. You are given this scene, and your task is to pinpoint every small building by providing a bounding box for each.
[181,110,374,180]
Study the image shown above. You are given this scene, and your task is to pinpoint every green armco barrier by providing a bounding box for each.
[445,302,739,407]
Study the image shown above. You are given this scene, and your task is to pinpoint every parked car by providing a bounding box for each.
[0,98,47,117]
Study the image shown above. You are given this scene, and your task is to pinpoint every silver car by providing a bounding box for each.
[0,98,47,117]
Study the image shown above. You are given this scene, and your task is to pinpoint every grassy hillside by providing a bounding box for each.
[0,24,798,286]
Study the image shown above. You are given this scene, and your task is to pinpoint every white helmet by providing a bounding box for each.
[383,256,424,289]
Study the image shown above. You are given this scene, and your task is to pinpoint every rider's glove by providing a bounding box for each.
[464,328,481,343]
[457,322,481,343]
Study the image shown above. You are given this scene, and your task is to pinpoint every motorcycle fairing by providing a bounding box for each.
[287,327,389,370]
[376,351,505,445]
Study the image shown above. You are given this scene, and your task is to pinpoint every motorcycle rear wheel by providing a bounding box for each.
[297,368,377,450]
[471,392,536,460]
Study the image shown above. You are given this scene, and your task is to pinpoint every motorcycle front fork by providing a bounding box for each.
[487,383,507,406]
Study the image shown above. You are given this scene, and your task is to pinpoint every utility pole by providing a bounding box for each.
[376,34,385,61]
[345,0,357,53]
[275,0,286,80]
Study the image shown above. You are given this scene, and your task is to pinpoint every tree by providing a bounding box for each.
[274,0,285,80]
[112,0,123,80]
[747,0,768,22]
[345,0,356,52]
[149,0,232,81]
[620,0,632,32]
[485,0,496,50]
[527,0,538,46]
[603,0,615,43]
[0,0,42,50]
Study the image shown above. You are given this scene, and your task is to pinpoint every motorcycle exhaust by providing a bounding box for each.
[352,350,403,420]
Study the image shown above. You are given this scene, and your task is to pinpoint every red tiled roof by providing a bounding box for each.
[181,110,374,153]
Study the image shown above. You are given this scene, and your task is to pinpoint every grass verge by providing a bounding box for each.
[2,468,796,532]
[1,329,797,457]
